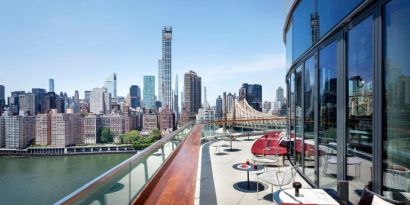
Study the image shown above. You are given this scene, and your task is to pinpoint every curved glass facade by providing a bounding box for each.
[285,0,364,64]
[284,0,410,203]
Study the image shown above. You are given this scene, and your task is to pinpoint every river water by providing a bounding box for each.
[0,154,133,205]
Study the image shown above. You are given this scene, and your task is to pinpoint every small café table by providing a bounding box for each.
[276,188,339,205]
[233,163,265,191]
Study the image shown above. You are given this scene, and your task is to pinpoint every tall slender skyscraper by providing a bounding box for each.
[104,73,117,97]
[158,26,172,107]
[143,76,156,109]
[49,79,54,93]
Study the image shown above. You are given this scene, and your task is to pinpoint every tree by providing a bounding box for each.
[120,130,141,144]
[101,128,113,143]
[149,128,162,141]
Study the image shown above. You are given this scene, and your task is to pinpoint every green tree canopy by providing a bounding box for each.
[120,130,141,144]
[149,128,162,141]
[101,128,113,143]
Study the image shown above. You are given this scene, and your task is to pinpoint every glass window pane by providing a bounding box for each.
[290,73,296,163]
[292,0,315,61]
[295,66,303,167]
[317,0,363,37]
[304,55,316,182]
[383,0,410,201]
[347,16,373,204]
[286,22,293,70]
[319,41,338,188]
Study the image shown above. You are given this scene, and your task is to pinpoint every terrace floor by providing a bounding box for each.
[195,135,311,205]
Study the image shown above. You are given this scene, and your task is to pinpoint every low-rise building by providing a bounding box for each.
[196,106,215,123]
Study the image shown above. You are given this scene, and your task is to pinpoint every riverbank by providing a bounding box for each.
[0,144,136,156]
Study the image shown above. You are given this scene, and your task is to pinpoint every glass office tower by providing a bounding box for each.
[284,0,410,203]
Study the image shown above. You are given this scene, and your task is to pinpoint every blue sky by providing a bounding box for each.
[0,0,287,105]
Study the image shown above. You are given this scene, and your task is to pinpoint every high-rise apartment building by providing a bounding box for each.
[215,96,223,119]
[276,86,285,105]
[49,79,54,92]
[0,116,5,147]
[158,26,172,107]
[239,83,262,111]
[184,71,201,119]
[143,76,156,109]
[104,73,117,98]
[90,88,111,114]
[35,114,51,145]
[4,114,35,149]
[83,114,101,144]
[50,113,82,147]
[130,85,141,109]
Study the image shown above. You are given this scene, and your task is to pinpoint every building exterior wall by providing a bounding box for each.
[35,114,51,145]
[159,106,174,132]
[284,0,410,203]
[143,113,158,131]
[0,116,5,147]
[143,76,156,109]
[4,115,35,149]
[184,70,201,120]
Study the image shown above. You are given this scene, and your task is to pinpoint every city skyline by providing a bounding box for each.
[0,0,286,103]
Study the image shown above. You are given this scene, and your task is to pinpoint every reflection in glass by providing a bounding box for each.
[295,66,303,167]
[304,56,316,182]
[317,0,363,37]
[290,73,296,163]
[383,0,410,201]
[319,41,338,188]
[292,0,314,61]
[286,22,293,70]
[347,16,373,204]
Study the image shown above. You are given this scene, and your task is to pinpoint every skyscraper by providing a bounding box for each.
[158,26,172,107]
[90,87,111,114]
[0,85,5,114]
[0,85,5,101]
[239,83,262,111]
[104,73,117,98]
[184,70,201,119]
[276,86,284,105]
[9,91,25,115]
[84,91,92,103]
[130,85,141,109]
[143,76,156,109]
[19,93,37,115]
[215,96,223,119]
[49,79,54,93]
[173,74,179,113]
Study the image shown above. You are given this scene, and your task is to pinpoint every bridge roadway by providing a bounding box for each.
[135,124,203,205]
